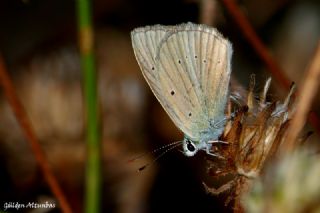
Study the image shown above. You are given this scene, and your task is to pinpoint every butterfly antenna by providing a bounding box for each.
[137,142,182,172]
[128,140,182,163]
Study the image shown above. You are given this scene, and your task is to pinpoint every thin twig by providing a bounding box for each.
[221,0,320,135]
[0,55,72,213]
[285,41,320,151]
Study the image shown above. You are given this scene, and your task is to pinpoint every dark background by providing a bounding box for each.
[0,0,319,212]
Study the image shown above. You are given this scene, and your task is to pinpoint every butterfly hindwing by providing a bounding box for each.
[197,26,232,123]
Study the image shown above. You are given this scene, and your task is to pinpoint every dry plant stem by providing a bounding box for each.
[199,0,217,25]
[221,0,320,135]
[285,41,320,151]
[0,56,72,213]
[221,0,290,89]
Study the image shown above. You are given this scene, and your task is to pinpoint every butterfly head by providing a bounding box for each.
[182,137,204,157]
[182,127,224,157]
[182,138,198,156]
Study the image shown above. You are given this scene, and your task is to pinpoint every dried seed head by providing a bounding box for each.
[205,76,299,209]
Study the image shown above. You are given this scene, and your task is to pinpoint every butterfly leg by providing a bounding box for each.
[207,140,228,144]
[202,180,235,195]
[205,140,228,158]
[205,145,225,159]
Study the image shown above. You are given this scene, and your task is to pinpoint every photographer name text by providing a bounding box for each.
[3,201,56,211]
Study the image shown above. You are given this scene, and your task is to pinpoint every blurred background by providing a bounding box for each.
[0,0,319,212]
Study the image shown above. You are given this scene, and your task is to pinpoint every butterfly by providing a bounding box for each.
[131,22,232,157]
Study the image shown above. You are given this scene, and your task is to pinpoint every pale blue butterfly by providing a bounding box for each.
[131,22,232,157]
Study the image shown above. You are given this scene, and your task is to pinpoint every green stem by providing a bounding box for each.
[76,0,101,212]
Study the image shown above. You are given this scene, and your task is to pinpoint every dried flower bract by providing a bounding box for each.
[204,75,304,211]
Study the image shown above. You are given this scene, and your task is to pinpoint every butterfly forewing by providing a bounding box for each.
[131,25,169,99]
[132,25,195,137]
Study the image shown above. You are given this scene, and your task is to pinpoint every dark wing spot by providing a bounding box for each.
[178,60,181,64]
[171,90,175,95]
[217,60,221,64]
[203,59,206,63]
[195,55,198,59]
[151,66,155,70]
[188,112,192,117]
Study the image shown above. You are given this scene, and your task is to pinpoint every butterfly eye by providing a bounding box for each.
[187,140,196,152]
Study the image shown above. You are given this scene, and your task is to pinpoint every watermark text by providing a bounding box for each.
[3,201,56,211]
